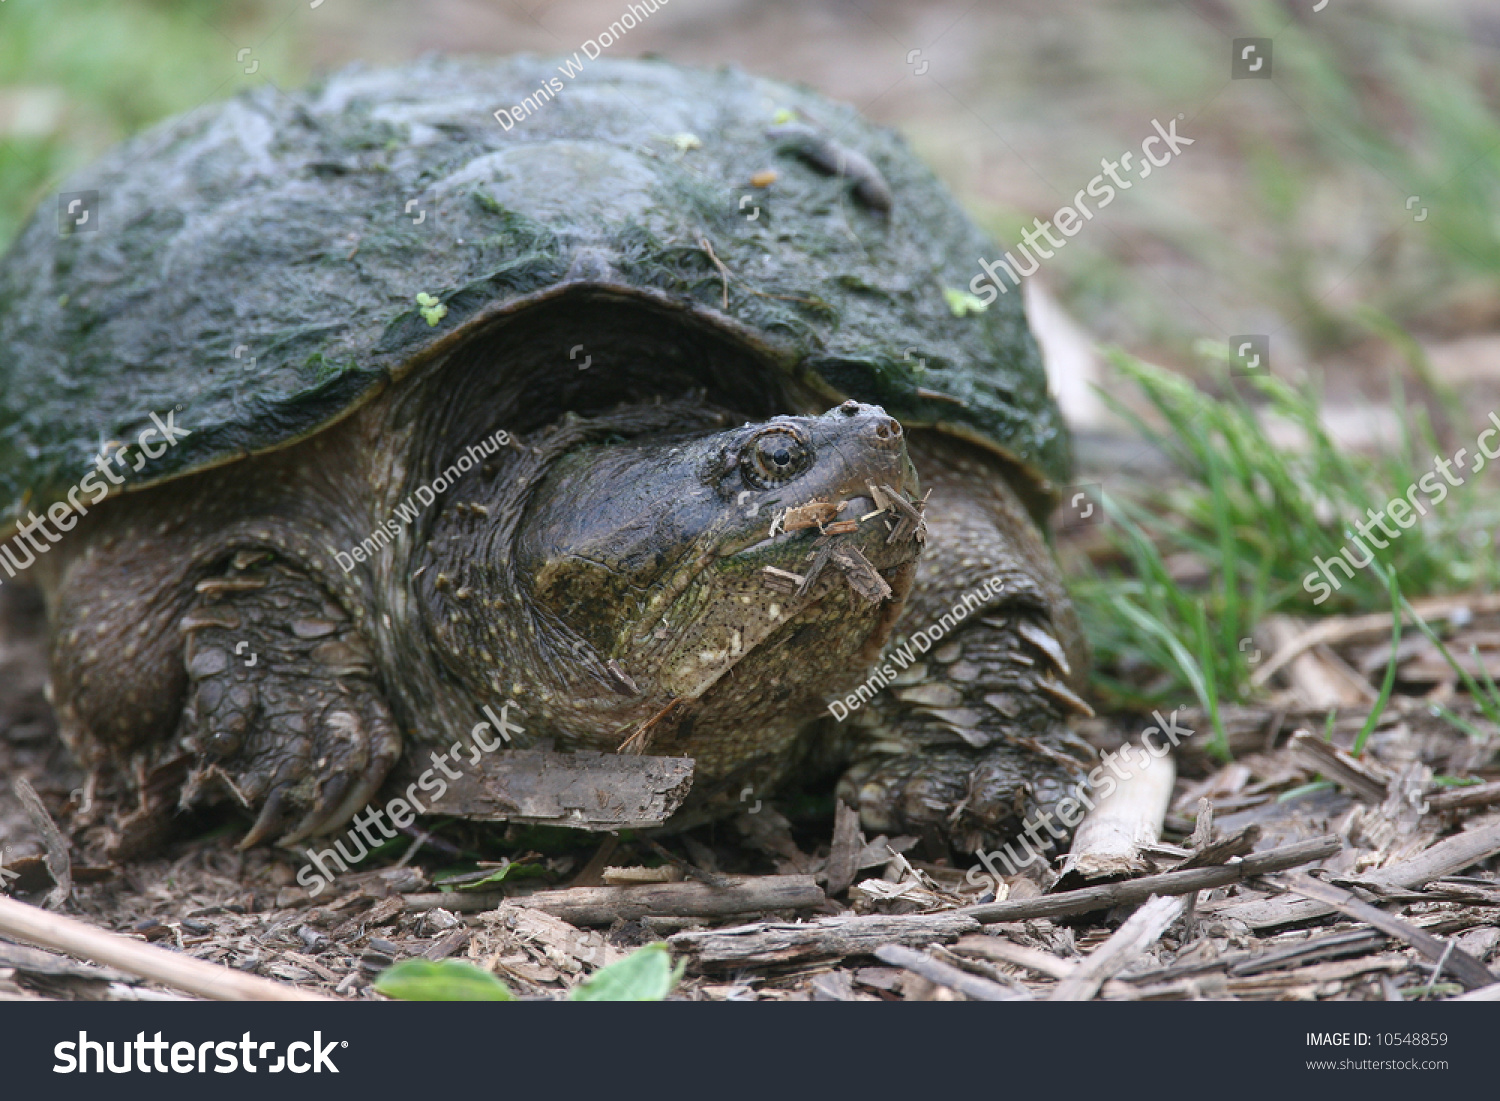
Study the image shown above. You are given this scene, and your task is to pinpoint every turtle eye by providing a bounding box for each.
[742,429,812,489]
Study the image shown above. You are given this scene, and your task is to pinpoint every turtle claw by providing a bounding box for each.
[276,725,401,847]
[842,742,1088,856]
[239,786,295,851]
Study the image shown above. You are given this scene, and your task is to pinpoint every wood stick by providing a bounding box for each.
[1050,894,1188,1001]
[0,894,330,1001]
[669,912,980,968]
[1064,743,1174,879]
[1281,874,1495,991]
[1427,780,1500,812]
[964,835,1341,924]
[1218,813,1500,929]
[502,874,824,926]
[874,944,1023,1001]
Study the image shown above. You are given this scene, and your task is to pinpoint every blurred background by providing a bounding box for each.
[5,0,1500,711]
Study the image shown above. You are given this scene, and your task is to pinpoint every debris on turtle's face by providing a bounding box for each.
[516,400,923,728]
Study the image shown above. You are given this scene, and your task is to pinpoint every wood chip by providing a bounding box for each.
[15,778,71,910]
[1050,894,1188,1001]
[875,944,1022,1001]
[825,800,864,897]
[781,499,839,532]
[1174,824,1261,870]
[760,565,805,594]
[1287,729,1390,804]
[1280,874,1495,991]
[951,935,1076,980]
[829,544,892,604]
[879,484,927,544]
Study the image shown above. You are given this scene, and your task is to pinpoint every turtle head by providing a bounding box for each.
[501,400,923,761]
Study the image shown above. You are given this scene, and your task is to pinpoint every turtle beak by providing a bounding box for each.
[818,400,920,510]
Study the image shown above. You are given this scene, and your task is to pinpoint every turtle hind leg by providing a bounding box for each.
[177,551,401,848]
[838,438,1095,856]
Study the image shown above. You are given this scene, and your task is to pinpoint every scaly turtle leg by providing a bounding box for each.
[838,438,1095,857]
[176,550,401,847]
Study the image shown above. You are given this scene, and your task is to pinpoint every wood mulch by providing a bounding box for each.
[2,583,1498,1003]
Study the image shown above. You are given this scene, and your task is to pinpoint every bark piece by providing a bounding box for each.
[509,874,824,927]
[418,749,694,829]
[669,912,980,968]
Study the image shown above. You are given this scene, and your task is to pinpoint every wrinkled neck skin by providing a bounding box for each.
[401,397,922,783]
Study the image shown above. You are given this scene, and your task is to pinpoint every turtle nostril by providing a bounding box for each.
[875,423,889,439]
[889,420,902,438]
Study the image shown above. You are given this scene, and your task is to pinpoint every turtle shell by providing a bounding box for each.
[0,55,1069,534]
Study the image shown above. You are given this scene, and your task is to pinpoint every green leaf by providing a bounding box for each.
[942,286,988,316]
[374,959,514,1001]
[568,943,683,1002]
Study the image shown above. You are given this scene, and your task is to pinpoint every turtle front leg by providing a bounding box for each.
[177,551,401,847]
[838,441,1095,857]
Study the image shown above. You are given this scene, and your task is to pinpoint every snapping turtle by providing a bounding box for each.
[0,56,1092,857]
